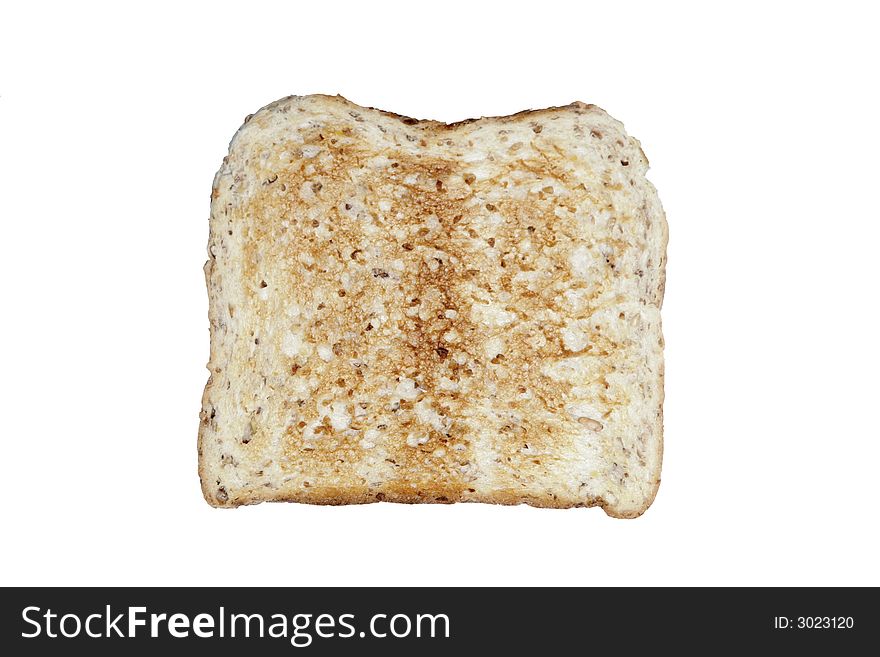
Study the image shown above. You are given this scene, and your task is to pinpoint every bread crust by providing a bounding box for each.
[200,95,666,518]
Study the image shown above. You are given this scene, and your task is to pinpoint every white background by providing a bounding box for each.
[2,1,878,586]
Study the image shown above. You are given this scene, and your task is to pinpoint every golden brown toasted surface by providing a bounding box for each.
[200,95,666,517]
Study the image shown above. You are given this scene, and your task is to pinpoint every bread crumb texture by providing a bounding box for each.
[200,95,666,518]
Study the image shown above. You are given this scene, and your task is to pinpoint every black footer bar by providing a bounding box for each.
[1,587,874,654]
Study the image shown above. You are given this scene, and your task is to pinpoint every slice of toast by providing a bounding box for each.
[200,95,666,518]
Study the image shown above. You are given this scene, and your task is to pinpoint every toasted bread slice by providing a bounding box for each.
[200,95,666,517]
